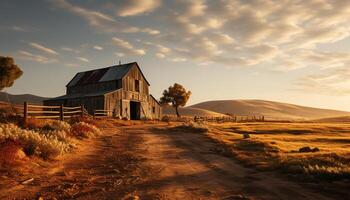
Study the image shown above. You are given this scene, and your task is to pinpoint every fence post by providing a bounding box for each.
[23,101,28,125]
[60,104,64,121]
[80,104,84,118]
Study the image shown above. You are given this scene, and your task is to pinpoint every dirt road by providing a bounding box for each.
[1,123,332,199]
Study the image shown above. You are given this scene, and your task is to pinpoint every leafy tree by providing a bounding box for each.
[160,83,191,117]
[0,56,23,90]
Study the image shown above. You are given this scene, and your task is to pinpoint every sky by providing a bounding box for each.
[1,0,350,111]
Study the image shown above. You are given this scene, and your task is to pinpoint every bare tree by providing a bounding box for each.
[160,83,191,117]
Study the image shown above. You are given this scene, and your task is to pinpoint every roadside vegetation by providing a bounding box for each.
[205,122,350,181]
[0,117,102,167]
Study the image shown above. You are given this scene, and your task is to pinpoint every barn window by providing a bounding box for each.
[135,79,140,92]
[152,106,156,113]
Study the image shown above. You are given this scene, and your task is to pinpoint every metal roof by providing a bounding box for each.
[45,90,118,101]
[66,62,150,87]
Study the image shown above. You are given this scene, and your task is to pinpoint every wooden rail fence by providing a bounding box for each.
[194,115,265,123]
[93,109,113,118]
[23,102,89,122]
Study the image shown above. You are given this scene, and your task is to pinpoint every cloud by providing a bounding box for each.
[61,47,80,53]
[209,32,235,44]
[155,53,165,58]
[115,52,125,57]
[169,57,187,62]
[50,0,350,72]
[52,0,115,27]
[297,67,350,96]
[65,63,79,67]
[77,57,89,62]
[93,45,104,50]
[114,0,161,17]
[17,51,56,64]
[28,42,58,55]
[112,37,146,55]
[51,0,158,35]
[10,25,38,32]
[141,28,160,35]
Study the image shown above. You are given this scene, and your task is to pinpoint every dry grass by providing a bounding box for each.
[170,121,210,133]
[0,140,27,166]
[70,122,101,138]
[0,118,102,162]
[207,122,350,180]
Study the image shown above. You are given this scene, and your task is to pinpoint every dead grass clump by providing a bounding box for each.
[70,122,101,138]
[25,119,71,132]
[25,118,47,130]
[172,121,209,133]
[0,140,27,166]
[0,123,71,159]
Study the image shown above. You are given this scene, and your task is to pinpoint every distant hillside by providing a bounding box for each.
[312,116,350,123]
[189,100,350,120]
[0,92,48,105]
[162,105,227,117]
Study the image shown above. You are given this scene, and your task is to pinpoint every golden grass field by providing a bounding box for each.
[205,122,350,180]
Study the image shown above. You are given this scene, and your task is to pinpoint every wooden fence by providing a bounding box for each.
[93,109,113,118]
[23,102,89,122]
[194,115,265,123]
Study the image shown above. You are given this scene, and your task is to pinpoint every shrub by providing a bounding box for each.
[172,121,209,133]
[25,118,47,130]
[70,122,101,138]
[0,123,71,159]
[0,139,27,166]
[42,120,71,132]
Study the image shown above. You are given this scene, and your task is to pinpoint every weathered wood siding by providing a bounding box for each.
[67,80,121,94]
[148,96,162,120]
[122,65,149,101]
[105,90,123,116]
[44,96,105,114]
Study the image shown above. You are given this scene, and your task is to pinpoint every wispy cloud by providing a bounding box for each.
[52,0,115,26]
[29,42,58,55]
[65,63,80,67]
[51,0,159,35]
[93,45,104,50]
[77,57,89,62]
[9,25,38,32]
[112,37,146,55]
[61,47,80,53]
[17,51,56,64]
[113,0,161,17]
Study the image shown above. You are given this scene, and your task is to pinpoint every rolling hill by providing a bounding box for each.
[0,92,48,105]
[162,105,227,117]
[189,100,350,120]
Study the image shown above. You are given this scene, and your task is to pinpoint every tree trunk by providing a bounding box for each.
[175,106,180,117]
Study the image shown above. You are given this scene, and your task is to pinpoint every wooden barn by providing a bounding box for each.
[44,62,162,120]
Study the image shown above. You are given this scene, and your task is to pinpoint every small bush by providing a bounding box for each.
[0,123,71,159]
[0,140,27,166]
[43,120,71,132]
[172,121,209,133]
[70,122,101,138]
[25,118,47,130]
[299,146,320,153]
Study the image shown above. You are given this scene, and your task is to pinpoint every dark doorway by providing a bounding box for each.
[130,101,141,120]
